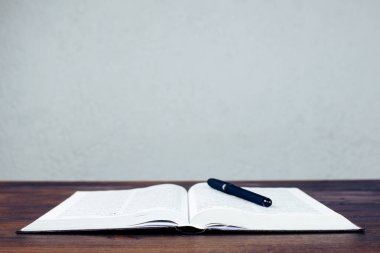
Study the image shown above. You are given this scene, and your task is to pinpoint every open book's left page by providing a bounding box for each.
[21,184,189,232]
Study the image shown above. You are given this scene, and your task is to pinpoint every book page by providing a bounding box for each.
[188,183,360,231]
[21,184,189,232]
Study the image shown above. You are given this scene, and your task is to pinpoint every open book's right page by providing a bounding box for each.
[188,183,361,231]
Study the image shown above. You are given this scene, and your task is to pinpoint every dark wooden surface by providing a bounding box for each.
[0,180,379,253]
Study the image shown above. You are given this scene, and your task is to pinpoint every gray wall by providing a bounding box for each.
[1,0,379,180]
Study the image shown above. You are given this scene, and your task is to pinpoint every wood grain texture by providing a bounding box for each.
[0,180,379,253]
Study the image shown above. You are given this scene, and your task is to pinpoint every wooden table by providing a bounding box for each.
[1,180,379,253]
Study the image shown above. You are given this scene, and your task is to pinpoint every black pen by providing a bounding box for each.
[207,178,272,207]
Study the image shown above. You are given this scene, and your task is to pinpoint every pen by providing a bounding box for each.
[207,178,272,207]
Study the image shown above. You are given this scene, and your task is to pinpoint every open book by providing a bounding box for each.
[20,183,361,233]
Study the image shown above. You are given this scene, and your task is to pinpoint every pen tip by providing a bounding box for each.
[263,199,272,207]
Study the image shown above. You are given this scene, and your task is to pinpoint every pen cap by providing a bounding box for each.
[207,178,228,192]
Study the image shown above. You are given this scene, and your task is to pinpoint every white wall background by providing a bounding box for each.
[0,0,379,180]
